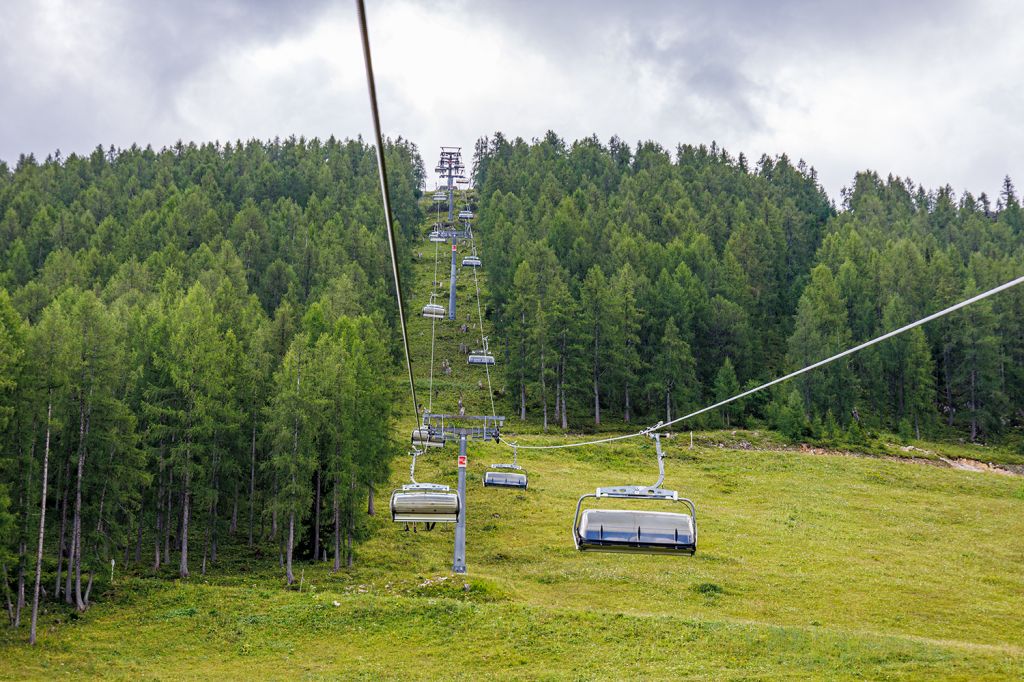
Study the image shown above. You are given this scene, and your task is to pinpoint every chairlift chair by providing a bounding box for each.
[428,230,447,243]
[462,255,481,267]
[433,191,447,202]
[483,445,528,488]
[458,209,474,220]
[422,294,446,320]
[467,337,495,365]
[411,424,445,448]
[572,432,696,555]
[390,484,460,523]
[390,449,459,526]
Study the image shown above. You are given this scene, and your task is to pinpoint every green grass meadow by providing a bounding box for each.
[4,438,1023,679]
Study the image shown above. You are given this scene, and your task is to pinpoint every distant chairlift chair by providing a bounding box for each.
[462,255,481,267]
[573,431,697,555]
[422,293,446,320]
[467,337,495,366]
[483,444,528,489]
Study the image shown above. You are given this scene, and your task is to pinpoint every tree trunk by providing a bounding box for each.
[943,343,955,426]
[134,501,143,565]
[54,459,69,601]
[201,498,213,576]
[593,332,601,426]
[248,422,257,547]
[519,312,527,421]
[72,401,91,612]
[153,479,162,570]
[347,474,356,568]
[624,385,631,423]
[366,485,375,517]
[83,572,93,606]
[2,563,14,625]
[179,469,190,579]
[969,368,978,442]
[211,495,218,565]
[666,389,672,423]
[15,540,25,626]
[230,483,238,535]
[560,358,568,430]
[333,479,341,572]
[30,400,53,644]
[285,511,295,584]
[163,469,172,566]
[64,528,74,605]
[557,372,565,425]
[519,380,526,421]
[540,348,548,431]
[15,428,37,626]
[313,469,321,561]
[271,472,278,539]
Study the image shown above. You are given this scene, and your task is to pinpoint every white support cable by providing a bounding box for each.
[469,234,497,417]
[501,273,1024,451]
[427,238,441,414]
[427,314,437,415]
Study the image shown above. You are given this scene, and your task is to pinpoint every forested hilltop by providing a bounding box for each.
[0,131,1022,638]
[0,137,423,629]
[473,133,1023,442]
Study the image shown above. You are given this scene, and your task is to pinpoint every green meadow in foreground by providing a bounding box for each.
[3,435,1022,680]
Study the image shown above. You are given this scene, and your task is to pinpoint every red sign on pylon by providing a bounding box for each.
[457,455,467,468]
[452,244,457,252]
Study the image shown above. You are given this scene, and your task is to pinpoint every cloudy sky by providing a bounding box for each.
[2,0,1021,200]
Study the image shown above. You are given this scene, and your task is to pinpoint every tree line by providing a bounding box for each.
[0,137,419,641]
[473,133,1024,443]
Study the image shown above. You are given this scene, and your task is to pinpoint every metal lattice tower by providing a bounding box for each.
[436,147,466,321]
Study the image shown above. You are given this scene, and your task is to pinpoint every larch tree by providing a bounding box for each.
[267,334,320,584]
[952,277,1004,441]
[27,298,74,641]
[787,265,856,423]
[63,290,122,610]
[611,264,642,423]
[163,283,229,579]
[649,318,697,424]
[579,266,616,425]
[713,358,741,427]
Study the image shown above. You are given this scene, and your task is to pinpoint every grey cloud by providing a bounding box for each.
[0,0,335,162]
[1,0,1019,201]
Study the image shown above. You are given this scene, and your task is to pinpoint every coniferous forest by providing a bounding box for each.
[0,132,1022,631]
[474,133,1023,442]
[0,137,423,628]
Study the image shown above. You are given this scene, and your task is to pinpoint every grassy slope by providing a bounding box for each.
[5,442,1023,679]
[4,198,1023,679]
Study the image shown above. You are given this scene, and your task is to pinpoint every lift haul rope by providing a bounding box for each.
[503,274,1024,451]
[356,0,419,425]
[427,237,441,413]
[469,233,498,417]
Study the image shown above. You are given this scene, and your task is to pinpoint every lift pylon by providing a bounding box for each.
[435,147,466,320]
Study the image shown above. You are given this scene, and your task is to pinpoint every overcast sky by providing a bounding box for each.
[2,0,1021,200]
